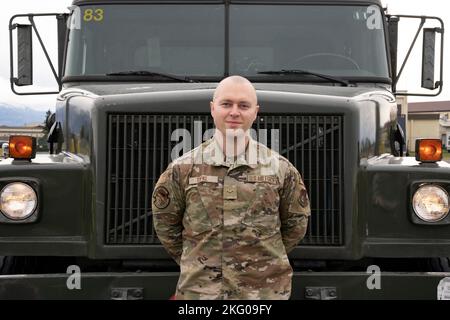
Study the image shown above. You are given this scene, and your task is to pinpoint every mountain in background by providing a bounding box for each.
[0,103,47,126]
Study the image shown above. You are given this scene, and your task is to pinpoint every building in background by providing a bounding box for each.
[408,101,450,152]
[0,124,45,141]
[0,124,46,151]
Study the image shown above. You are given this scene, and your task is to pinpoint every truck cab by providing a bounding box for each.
[1,0,448,299]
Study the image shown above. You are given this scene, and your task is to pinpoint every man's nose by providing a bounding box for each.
[229,104,240,117]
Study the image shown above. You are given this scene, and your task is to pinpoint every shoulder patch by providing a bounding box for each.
[299,188,309,208]
[153,186,170,209]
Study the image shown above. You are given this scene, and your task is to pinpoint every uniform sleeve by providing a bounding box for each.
[279,164,311,253]
[152,163,185,265]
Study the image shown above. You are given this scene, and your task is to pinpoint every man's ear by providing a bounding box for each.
[210,101,214,113]
[254,105,260,121]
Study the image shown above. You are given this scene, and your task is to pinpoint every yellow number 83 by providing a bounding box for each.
[83,8,104,22]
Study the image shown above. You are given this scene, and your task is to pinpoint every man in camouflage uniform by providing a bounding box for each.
[152,76,310,300]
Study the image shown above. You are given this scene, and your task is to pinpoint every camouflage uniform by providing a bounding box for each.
[152,137,310,300]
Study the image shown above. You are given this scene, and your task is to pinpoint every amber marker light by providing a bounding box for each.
[9,136,37,160]
[415,139,442,163]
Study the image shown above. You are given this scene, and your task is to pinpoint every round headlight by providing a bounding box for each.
[0,182,37,220]
[412,185,449,222]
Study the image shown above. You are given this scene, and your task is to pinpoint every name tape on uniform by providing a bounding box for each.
[246,175,279,184]
[189,175,219,185]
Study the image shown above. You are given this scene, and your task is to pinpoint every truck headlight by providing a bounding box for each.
[412,185,449,222]
[0,182,37,220]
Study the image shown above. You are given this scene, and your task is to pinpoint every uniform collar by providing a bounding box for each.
[201,132,259,169]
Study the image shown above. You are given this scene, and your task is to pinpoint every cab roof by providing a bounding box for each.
[72,0,383,6]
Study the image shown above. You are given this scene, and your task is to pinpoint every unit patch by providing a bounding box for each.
[299,189,309,208]
[153,186,170,209]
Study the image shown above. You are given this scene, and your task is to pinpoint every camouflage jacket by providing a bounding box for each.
[152,137,310,299]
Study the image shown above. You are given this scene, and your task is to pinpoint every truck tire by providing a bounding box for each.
[429,258,450,272]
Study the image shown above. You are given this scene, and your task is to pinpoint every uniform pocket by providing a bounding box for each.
[242,182,280,238]
[184,182,222,236]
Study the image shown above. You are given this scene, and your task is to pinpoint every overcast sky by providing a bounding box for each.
[0,0,448,111]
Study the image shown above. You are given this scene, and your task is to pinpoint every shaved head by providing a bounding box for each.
[210,75,259,138]
[213,75,258,104]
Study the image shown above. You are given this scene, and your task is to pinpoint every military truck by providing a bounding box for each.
[1,0,448,299]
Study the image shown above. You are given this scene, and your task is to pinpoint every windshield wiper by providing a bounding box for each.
[258,69,349,87]
[106,70,198,83]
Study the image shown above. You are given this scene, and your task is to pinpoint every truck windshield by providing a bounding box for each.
[64,4,389,81]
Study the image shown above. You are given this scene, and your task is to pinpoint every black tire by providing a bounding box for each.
[429,258,450,272]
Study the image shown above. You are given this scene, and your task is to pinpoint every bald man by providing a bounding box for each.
[152,76,310,300]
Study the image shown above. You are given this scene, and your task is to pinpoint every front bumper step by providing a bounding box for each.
[0,271,449,299]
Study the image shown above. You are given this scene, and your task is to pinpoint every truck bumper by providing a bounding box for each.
[292,272,450,299]
[0,272,448,299]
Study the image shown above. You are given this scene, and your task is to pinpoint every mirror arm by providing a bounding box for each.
[9,23,19,91]
[28,16,61,88]
[9,13,64,95]
[437,26,444,91]
[56,14,69,88]
[394,17,426,87]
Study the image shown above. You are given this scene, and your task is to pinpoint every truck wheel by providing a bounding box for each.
[429,258,450,272]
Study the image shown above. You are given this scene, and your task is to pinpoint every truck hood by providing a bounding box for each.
[62,82,390,100]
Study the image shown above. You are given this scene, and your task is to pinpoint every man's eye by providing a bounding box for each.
[240,105,250,109]
[222,103,231,107]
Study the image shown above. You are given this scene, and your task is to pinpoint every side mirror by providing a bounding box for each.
[390,122,406,157]
[387,14,444,97]
[422,28,439,90]
[9,13,68,95]
[47,120,64,155]
[45,112,56,133]
[15,24,33,86]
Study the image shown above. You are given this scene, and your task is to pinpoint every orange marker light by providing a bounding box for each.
[9,136,36,160]
[415,139,442,162]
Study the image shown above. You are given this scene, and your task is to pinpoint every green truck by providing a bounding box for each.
[1,0,449,299]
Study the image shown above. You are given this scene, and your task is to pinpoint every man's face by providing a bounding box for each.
[210,81,259,136]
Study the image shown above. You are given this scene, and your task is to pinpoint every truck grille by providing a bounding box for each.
[105,114,344,245]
